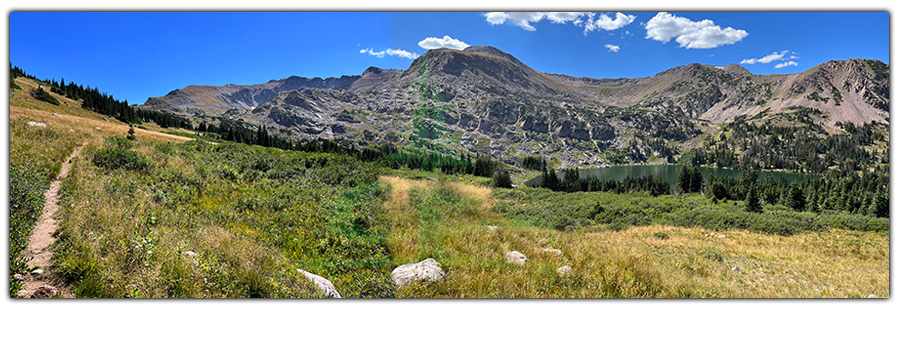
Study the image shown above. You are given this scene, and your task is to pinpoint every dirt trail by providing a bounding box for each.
[19,141,89,298]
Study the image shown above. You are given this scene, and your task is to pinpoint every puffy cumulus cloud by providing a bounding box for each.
[604,44,621,52]
[774,61,799,69]
[360,47,419,60]
[483,12,633,34]
[644,12,748,49]
[584,12,636,34]
[741,50,788,64]
[418,36,470,50]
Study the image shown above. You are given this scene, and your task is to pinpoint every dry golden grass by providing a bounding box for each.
[11,77,194,146]
[380,176,889,298]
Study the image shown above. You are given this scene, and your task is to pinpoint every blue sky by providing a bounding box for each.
[9,12,889,105]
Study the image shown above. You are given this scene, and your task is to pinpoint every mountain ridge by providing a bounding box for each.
[139,46,889,168]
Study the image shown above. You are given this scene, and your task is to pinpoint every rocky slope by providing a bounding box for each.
[140,46,889,168]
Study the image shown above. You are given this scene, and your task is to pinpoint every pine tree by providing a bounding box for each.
[677,166,691,193]
[126,124,136,141]
[806,190,819,212]
[493,170,512,189]
[869,189,889,218]
[690,166,703,193]
[787,183,806,212]
[745,183,762,213]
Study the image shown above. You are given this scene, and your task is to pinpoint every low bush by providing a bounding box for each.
[91,147,154,172]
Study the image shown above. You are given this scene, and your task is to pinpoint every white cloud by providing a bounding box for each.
[386,48,419,59]
[584,12,636,34]
[418,36,470,50]
[741,51,787,65]
[360,47,418,59]
[774,61,799,69]
[644,12,748,49]
[483,12,633,34]
[605,44,621,52]
[740,50,801,66]
[360,48,385,58]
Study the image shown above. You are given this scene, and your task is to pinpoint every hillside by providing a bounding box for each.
[140,46,889,169]
[10,69,889,299]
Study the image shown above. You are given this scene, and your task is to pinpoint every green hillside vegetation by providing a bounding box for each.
[9,64,889,298]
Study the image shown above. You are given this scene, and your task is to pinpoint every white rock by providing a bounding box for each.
[505,251,527,265]
[32,269,44,275]
[732,267,741,272]
[96,127,101,130]
[557,265,573,275]
[297,269,341,298]
[868,294,878,298]
[27,121,47,127]
[52,113,61,116]
[486,226,498,231]
[391,258,446,287]
[542,248,562,255]
[718,235,726,238]
[183,251,198,258]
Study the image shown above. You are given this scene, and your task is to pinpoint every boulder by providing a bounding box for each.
[505,251,527,265]
[32,285,57,298]
[297,269,341,298]
[392,258,446,287]
[557,265,573,275]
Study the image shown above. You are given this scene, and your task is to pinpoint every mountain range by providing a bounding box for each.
[140,46,889,168]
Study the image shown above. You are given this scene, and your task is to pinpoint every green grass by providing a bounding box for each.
[9,116,88,297]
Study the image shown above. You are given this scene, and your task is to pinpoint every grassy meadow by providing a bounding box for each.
[8,76,889,298]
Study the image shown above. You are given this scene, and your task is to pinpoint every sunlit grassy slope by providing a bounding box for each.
[381,176,888,298]
[9,75,888,298]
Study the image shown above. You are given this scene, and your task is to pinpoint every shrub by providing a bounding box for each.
[91,147,153,172]
[104,136,133,149]
[31,86,60,105]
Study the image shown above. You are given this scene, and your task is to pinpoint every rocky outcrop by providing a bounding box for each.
[391,258,446,287]
[298,269,341,298]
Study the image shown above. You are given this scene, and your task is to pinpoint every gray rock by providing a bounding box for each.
[557,265,573,275]
[53,113,61,116]
[27,121,47,127]
[32,285,57,298]
[732,267,741,272]
[297,269,341,298]
[392,258,446,287]
[505,251,527,265]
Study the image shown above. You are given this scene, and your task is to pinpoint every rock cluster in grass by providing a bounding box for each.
[298,269,342,298]
[392,258,446,287]
[505,251,527,265]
